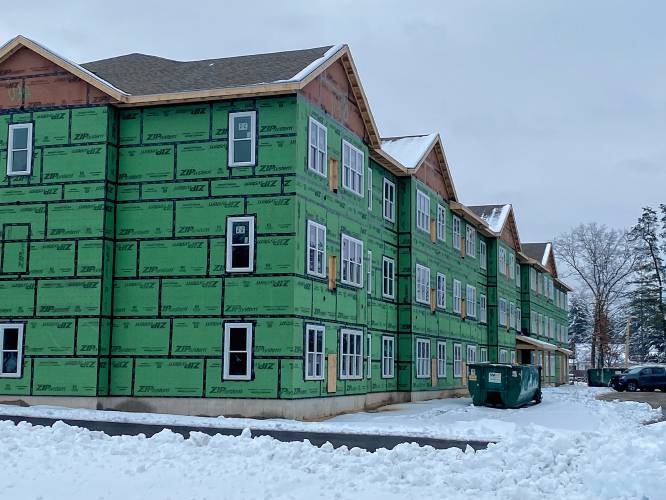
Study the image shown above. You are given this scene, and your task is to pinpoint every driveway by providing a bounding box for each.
[597,391,666,422]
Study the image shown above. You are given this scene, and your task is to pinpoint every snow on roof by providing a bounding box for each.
[542,242,552,267]
[468,204,511,233]
[380,133,438,169]
[281,44,345,82]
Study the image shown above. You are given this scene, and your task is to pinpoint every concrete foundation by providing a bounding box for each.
[0,389,470,420]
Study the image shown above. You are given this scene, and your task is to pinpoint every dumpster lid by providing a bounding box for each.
[516,335,558,351]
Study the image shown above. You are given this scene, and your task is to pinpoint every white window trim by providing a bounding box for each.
[499,349,508,364]
[480,347,488,363]
[453,279,462,314]
[382,178,395,222]
[367,167,372,210]
[228,111,256,167]
[436,204,446,241]
[466,285,477,319]
[465,225,476,257]
[306,220,326,278]
[340,329,363,380]
[225,216,255,273]
[499,298,507,327]
[509,254,515,279]
[341,140,364,197]
[479,241,487,270]
[304,324,325,381]
[416,338,431,379]
[437,341,447,378]
[367,333,372,379]
[516,307,522,332]
[381,336,395,378]
[452,216,461,250]
[498,247,506,276]
[467,344,477,364]
[223,322,253,381]
[436,273,446,309]
[340,234,364,288]
[415,264,431,305]
[416,190,430,233]
[480,294,487,324]
[367,250,373,295]
[7,123,34,177]
[308,117,327,177]
[453,343,462,378]
[0,323,24,378]
[382,256,395,300]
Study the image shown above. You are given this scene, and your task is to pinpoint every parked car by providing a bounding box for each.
[610,366,666,392]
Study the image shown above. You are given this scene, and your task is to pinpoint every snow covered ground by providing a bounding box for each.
[0,386,663,499]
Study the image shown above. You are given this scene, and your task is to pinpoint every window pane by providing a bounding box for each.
[11,150,29,173]
[232,247,250,269]
[231,221,250,244]
[12,127,28,149]
[233,139,252,164]
[228,328,247,351]
[233,116,253,140]
[228,353,247,375]
[3,329,19,350]
[2,352,18,374]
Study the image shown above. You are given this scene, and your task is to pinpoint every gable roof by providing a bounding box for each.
[376,133,458,201]
[468,204,521,252]
[522,242,549,264]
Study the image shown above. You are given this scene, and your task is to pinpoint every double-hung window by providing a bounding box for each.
[467,344,477,364]
[516,307,521,332]
[480,294,487,323]
[509,302,516,330]
[539,313,544,335]
[304,325,325,380]
[367,250,373,295]
[498,247,506,275]
[416,339,431,379]
[340,329,363,379]
[382,256,395,299]
[436,205,446,241]
[466,285,476,318]
[499,349,508,364]
[308,117,327,176]
[342,140,364,196]
[0,324,24,377]
[479,241,487,270]
[367,333,372,378]
[480,347,488,363]
[415,264,431,305]
[508,254,515,279]
[437,342,446,378]
[530,268,537,291]
[453,279,462,314]
[515,264,521,287]
[436,273,446,309]
[511,350,517,365]
[499,298,507,327]
[306,220,326,278]
[416,190,430,232]
[226,216,255,272]
[465,226,476,257]
[383,179,395,222]
[381,336,394,378]
[7,123,33,176]
[531,311,537,333]
[453,343,462,377]
[452,216,461,250]
[223,323,253,380]
[367,167,372,210]
[341,234,363,287]
[228,111,256,166]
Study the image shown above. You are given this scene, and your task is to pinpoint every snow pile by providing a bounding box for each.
[0,417,664,499]
[381,134,438,169]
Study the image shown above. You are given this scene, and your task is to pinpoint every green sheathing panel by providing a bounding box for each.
[110,96,300,398]
[0,105,115,397]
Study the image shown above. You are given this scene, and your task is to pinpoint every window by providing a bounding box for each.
[480,347,488,363]
[479,241,487,270]
[499,349,508,364]
[367,333,372,378]
[508,254,515,279]
[499,298,507,327]
[509,302,516,330]
[515,264,521,287]
[382,257,395,299]
[480,294,487,323]
[436,205,446,241]
[436,273,446,309]
[453,343,462,377]
[452,279,462,314]
[226,216,255,272]
[531,311,537,333]
[416,339,431,378]
[416,190,430,232]
[306,220,326,278]
[498,247,506,275]
[0,324,24,377]
[511,351,517,365]
[341,234,363,287]
[340,329,363,379]
[305,325,325,380]
[549,353,556,376]
[416,264,431,305]
[367,250,373,295]
[367,167,372,210]
[530,268,537,291]
[342,140,364,196]
[223,323,253,380]
[7,123,33,176]
[537,272,543,294]
[437,342,447,378]
[467,344,477,364]
[466,285,476,318]
[452,216,461,250]
[465,226,476,257]
[228,111,256,166]
[308,117,327,176]
[383,179,395,222]
[381,336,394,378]
[516,307,521,332]
[539,313,544,335]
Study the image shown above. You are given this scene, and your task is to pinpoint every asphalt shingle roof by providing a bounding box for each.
[522,242,549,261]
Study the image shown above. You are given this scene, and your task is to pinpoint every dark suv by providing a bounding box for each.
[610,366,666,392]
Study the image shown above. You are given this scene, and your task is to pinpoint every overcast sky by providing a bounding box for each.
[2,0,664,243]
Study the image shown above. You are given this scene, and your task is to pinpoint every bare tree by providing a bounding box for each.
[556,223,638,367]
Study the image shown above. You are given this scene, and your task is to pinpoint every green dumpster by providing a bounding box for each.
[467,363,542,409]
[587,368,624,387]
